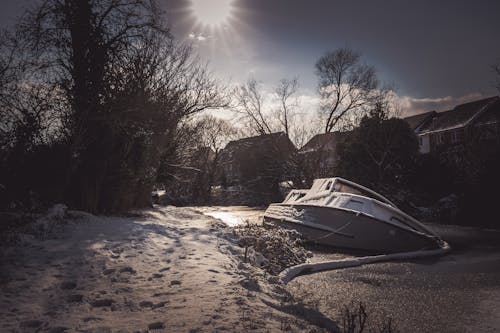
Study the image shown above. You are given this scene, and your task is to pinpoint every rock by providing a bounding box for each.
[152,273,163,279]
[103,268,116,275]
[170,280,182,286]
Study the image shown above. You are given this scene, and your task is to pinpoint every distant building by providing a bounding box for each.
[403,96,500,155]
[218,132,297,187]
[402,111,438,153]
[299,131,349,182]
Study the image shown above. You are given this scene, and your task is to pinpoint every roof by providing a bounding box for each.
[224,132,291,150]
[420,96,499,133]
[300,131,348,153]
[402,111,437,131]
[475,98,500,125]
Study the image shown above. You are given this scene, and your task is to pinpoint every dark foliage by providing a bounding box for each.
[457,152,500,227]
[336,111,419,193]
[0,0,227,214]
[409,153,456,205]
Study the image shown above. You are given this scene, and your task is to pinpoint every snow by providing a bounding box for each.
[47,204,68,220]
[0,206,320,332]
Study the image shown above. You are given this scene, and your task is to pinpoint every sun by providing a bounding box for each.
[189,0,234,27]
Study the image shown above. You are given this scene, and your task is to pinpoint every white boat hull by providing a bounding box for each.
[264,203,441,253]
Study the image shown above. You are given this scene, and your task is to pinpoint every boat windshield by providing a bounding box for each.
[333,182,364,196]
[333,180,393,205]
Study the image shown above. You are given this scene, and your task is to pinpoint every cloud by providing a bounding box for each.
[187,32,210,42]
[393,92,486,117]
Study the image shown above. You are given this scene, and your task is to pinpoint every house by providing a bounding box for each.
[298,131,349,181]
[218,132,297,187]
[404,96,500,154]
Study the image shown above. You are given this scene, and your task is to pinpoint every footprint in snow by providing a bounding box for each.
[148,321,165,330]
[153,301,168,309]
[90,299,114,307]
[119,266,136,274]
[20,320,45,329]
[139,301,153,308]
[66,294,83,303]
[60,281,77,290]
[46,326,68,333]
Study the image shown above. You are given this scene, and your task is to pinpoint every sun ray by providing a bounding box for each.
[189,0,235,28]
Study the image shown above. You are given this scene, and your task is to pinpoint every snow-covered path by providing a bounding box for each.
[0,207,317,333]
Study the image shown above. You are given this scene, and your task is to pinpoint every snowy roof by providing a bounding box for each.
[402,111,437,132]
[299,131,349,153]
[224,132,294,151]
[420,96,500,134]
[219,132,297,164]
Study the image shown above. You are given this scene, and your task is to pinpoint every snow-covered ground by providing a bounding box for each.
[3,204,500,332]
[0,206,327,332]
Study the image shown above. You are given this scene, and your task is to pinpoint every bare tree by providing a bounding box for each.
[273,77,317,148]
[233,77,316,148]
[315,48,379,133]
[198,116,236,156]
[274,77,299,137]
[198,116,236,196]
[0,27,65,152]
[234,78,272,135]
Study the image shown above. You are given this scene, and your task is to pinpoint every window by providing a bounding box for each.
[435,133,443,145]
[333,180,391,204]
[325,181,332,191]
[333,182,363,196]
[344,199,364,211]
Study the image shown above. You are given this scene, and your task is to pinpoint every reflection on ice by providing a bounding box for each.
[204,212,245,227]
[202,207,264,227]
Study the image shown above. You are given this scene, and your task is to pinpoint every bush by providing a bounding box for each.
[234,223,312,275]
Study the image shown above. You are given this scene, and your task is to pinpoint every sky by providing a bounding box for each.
[2,0,500,116]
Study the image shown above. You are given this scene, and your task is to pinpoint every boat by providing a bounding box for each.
[263,177,448,253]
